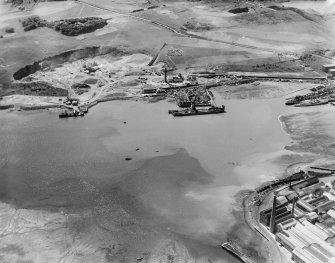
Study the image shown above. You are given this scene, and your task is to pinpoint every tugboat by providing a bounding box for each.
[221,240,252,263]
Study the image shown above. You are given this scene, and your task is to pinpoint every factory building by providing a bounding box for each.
[310,196,330,207]
[315,222,335,238]
[260,203,287,227]
[275,219,335,263]
[301,183,326,197]
[322,64,335,73]
[277,195,289,206]
[287,203,305,219]
[297,199,316,213]
[276,232,296,252]
[316,201,335,214]
[329,69,335,78]
[327,209,335,220]
[306,212,318,223]
[277,218,298,232]
[286,192,299,202]
[290,177,319,191]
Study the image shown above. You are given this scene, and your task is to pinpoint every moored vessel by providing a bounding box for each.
[172,105,225,117]
[294,99,328,107]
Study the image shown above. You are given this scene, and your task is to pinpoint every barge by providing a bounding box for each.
[221,241,252,263]
[171,105,225,117]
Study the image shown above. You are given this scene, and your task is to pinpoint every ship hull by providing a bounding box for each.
[294,101,328,107]
[172,108,225,117]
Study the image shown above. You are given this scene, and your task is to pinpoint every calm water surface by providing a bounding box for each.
[0,98,293,262]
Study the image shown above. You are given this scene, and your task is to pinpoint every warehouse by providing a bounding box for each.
[276,220,335,263]
[290,177,319,191]
[277,218,297,232]
[327,209,335,220]
[322,64,335,73]
[329,69,335,78]
[260,203,287,226]
[316,201,335,214]
[310,196,330,207]
[287,203,305,219]
[276,232,296,252]
[297,199,316,213]
[301,220,333,240]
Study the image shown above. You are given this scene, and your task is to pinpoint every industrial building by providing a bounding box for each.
[329,69,335,78]
[276,219,335,263]
[260,202,289,229]
[297,199,316,213]
[260,175,335,263]
[290,177,319,191]
[322,64,335,73]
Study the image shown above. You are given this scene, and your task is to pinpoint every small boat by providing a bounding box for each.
[294,99,328,107]
[172,105,225,117]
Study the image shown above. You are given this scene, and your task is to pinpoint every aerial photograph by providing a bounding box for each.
[2,0,335,262]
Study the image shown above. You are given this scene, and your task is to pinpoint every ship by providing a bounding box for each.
[221,241,252,263]
[59,110,85,118]
[171,105,225,117]
[294,99,328,107]
[285,95,303,106]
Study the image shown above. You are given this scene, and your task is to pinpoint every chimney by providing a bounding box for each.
[270,194,277,234]
[164,67,168,83]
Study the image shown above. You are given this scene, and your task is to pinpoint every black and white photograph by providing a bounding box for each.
[1,0,335,262]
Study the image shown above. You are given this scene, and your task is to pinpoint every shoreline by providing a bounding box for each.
[0,94,136,112]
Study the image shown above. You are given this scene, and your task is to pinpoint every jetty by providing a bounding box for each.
[221,241,253,263]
